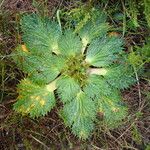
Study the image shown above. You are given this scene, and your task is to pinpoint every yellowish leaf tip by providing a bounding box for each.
[40,100,45,106]
[21,45,28,52]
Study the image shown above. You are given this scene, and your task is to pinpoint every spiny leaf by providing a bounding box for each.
[13,45,65,84]
[78,14,108,47]
[56,76,81,103]
[58,29,82,56]
[104,64,135,89]
[21,14,61,54]
[27,55,65,84]
[98,90,127,128]
[61,91,96,139]
[13,79,56,118]
[12,45,29,68]
[83,75,111,100]
[85,37,123,67]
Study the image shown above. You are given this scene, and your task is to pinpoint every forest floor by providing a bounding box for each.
[0,0,150,150]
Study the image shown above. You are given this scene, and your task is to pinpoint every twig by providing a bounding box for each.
[30,134,50,150]
[114,122,135,142]
[133,66,142,111]
[0,0,5,9]
[91,144,104,150]
[57,10,62,32]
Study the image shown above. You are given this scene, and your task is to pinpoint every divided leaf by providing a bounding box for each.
[78,14,108,47]
[104,64,135,89]
[98,90,127,128]
[13,45,65,84]
[14,79,56,118]
[21,14,61,54]
[58,30,82,56]
[56,76,81,103]
[85,37,123,67]
[83,75,111,100]
[61,91,96,139]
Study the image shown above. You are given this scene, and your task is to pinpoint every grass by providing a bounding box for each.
[0,0,150,149]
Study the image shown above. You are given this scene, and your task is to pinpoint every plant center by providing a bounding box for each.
[62,54,89,86]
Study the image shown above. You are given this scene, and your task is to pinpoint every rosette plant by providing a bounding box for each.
[13,11,135,139]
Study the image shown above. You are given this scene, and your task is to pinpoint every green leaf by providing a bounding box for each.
[27,55,65,84]
[13,79,56,118]
[144,0,150,27]
[12,45,29,68]
[21,14,61,54]
[98,90,127,128]
[104,64,135,89]
[85,37,123,67]
[78,15,108,46]
[58,30,82,56]
[13,46,65,84]
[83,75,111,100]
[61,91,96,139]
[56,76,81,103]
[128,51,143,66]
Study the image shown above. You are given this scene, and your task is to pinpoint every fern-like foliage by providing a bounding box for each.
[13,11,135,139]
[144,0,150,27]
